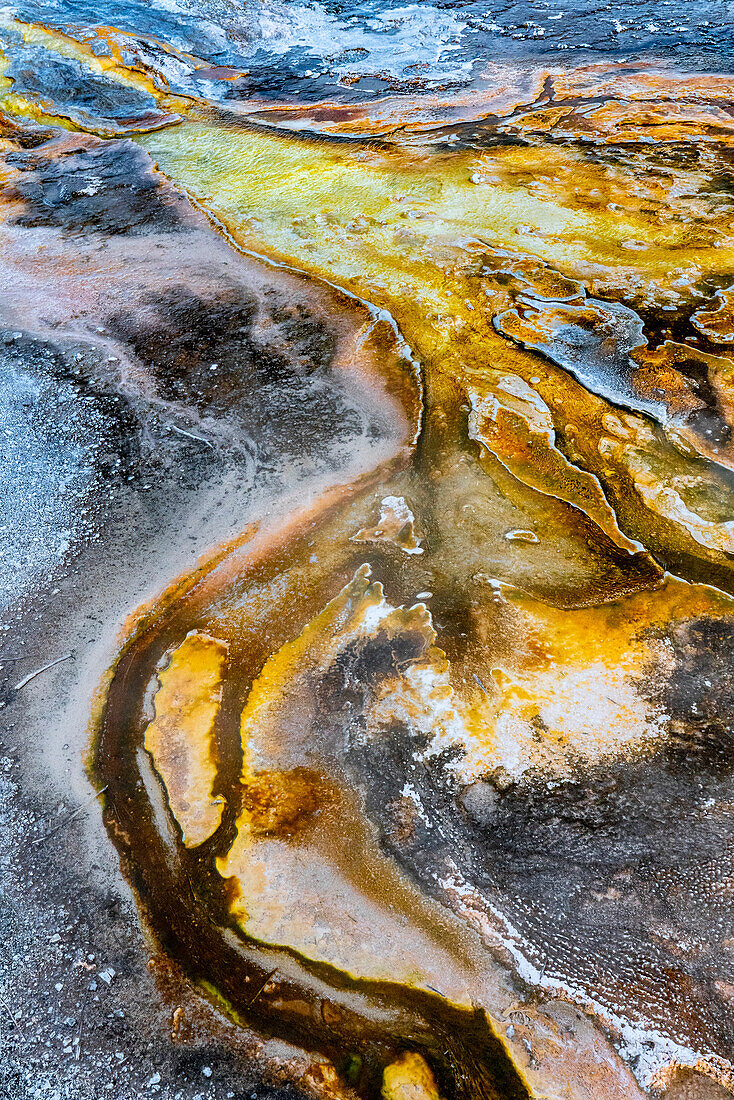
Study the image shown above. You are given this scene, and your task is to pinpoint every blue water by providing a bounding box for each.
[10,0,734,99]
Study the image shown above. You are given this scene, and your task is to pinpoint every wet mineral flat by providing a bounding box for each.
[3,4,734,1100]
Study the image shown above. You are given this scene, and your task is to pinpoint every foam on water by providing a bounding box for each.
[253,2,471,83]
[8,0,734,97]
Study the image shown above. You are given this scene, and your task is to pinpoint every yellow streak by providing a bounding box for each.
[382,1053,442,1100]
[144,631,227,847]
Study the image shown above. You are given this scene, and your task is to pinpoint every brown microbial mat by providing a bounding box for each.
[3,7,734,1100]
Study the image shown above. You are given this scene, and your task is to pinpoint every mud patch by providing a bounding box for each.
[647,617,734,774]
[5,135,188,234]
[105,284,381,467]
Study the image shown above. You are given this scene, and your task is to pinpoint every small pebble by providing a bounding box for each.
[505,529,540,543]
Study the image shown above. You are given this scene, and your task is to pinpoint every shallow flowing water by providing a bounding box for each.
[3,3,734,1099]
